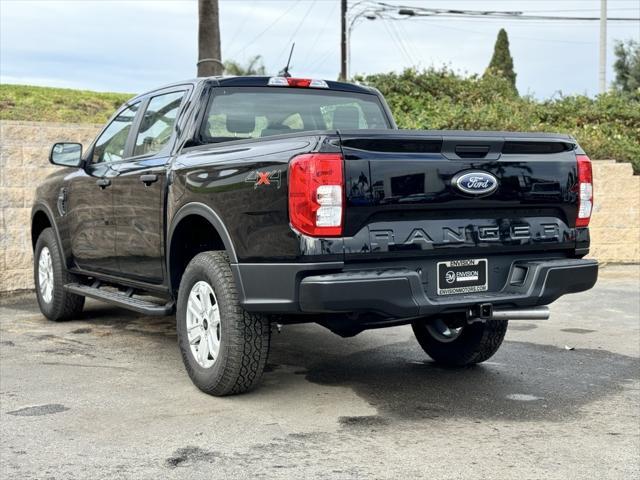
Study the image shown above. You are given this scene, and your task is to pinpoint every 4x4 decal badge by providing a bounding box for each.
[245,170,282,189]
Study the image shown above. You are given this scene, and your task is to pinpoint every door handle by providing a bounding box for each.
[96,178,111,189]
[140,174,158,186]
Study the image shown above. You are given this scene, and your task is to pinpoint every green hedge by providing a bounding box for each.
[356,68,640,173]
[0,84,133,124]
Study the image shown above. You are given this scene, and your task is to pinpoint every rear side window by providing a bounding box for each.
[134,91,185,157]
[201,87,390,143]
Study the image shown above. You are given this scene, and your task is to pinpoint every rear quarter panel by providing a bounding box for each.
[169,133,343,262]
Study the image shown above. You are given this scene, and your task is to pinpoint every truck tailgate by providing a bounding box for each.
[339,130,582,260]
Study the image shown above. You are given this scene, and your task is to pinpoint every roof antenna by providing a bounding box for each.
[279,43,295,78]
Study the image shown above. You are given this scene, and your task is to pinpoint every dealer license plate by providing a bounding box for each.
[437,259,488,295]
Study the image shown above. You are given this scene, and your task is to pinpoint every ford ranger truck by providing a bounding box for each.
[31,76,598,396]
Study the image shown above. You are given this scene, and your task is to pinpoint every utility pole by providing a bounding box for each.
[340,0,347,81]
[198,0,223,77]
[599,0,607,93]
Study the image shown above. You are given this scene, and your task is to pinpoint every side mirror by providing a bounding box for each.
[50,142,83,167]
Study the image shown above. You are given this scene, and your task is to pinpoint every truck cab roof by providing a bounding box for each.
[129,76,377,104]
[209,76,377,94]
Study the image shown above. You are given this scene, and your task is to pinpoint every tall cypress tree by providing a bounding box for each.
[613,40,640,94]
[485,28,517,92]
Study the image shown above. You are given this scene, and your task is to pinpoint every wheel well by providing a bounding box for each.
[169,214,225,294]
[31,210,52,250]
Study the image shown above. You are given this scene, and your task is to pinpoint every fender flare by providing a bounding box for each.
[31,202,66,262]
[166,202,239,291]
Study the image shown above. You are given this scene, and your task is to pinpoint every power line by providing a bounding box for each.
[302,0,339,70]
[380,17,413,66]
[371,1,640,21]
[306,45,336,72]
[343,0,637,86]
[229,0,301,58]
[386,17,416,65]
[520,8,640,13]
[396,16,633,26]
[226,6,251,48]
[415,20,598,45]
[343,0,638,78]
[278,0,317,62]
[393,14,421,61]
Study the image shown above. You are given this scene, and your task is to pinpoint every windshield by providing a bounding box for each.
[200,87,390,143]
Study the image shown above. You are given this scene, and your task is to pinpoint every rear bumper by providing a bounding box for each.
[297,258,598,318]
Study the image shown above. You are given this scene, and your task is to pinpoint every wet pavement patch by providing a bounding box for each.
[165,446,219,468]
[561,328,596,334]
[7,404,69,416]
[268,332,640,423]
[263,363,280,373]
[509,323,538,331]
[38,336,97,358]
[0,296,39,313]
[33,334,56,341]
[339,415,389,428]
[71,328,92,334]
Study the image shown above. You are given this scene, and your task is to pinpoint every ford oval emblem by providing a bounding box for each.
[452,171,499,196]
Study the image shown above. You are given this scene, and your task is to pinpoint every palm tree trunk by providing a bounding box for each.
[198,0,223,76]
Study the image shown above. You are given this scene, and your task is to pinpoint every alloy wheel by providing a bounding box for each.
[186,280,221,368]
[38,247,54,303]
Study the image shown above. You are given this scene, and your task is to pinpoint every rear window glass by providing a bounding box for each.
[201,87,390,143]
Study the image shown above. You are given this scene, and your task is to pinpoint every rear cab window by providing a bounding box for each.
[200,87,391,143]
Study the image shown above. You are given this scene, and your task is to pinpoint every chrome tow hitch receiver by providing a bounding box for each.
[468,304,550,322]
[467,303,493,323]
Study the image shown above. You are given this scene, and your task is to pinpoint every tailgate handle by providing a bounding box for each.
[454,145,490,158]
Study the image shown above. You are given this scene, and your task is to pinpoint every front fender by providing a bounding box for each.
[31,202,69,267]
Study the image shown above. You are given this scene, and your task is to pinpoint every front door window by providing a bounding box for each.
[92,103,140,164]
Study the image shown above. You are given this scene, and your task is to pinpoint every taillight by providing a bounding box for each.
[576,154,593,227]
[268,77,329,88]
[288,153,344,237]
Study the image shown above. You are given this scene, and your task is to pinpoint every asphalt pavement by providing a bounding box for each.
[1,265,639,479]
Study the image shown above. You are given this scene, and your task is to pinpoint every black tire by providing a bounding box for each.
[412,317,508,366]
[34,228,85,321]
[176,251,271,396]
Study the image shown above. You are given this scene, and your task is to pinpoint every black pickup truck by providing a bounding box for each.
[32,76,598,395]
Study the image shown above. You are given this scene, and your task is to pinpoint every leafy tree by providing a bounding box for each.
[223,55,267,76]
[613,40,640,95]
[485,28,517,93]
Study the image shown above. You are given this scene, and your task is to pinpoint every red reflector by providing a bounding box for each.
[288,153,344,237]
[575,154,593,228]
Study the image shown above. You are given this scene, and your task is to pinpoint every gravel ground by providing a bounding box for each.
[1,265,639,480]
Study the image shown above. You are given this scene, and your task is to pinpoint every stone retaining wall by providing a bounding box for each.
[1,120,638,294]
[1,121,101,293]
[589,161,640,263]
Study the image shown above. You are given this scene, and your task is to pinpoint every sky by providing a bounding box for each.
[1,0,639,98]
